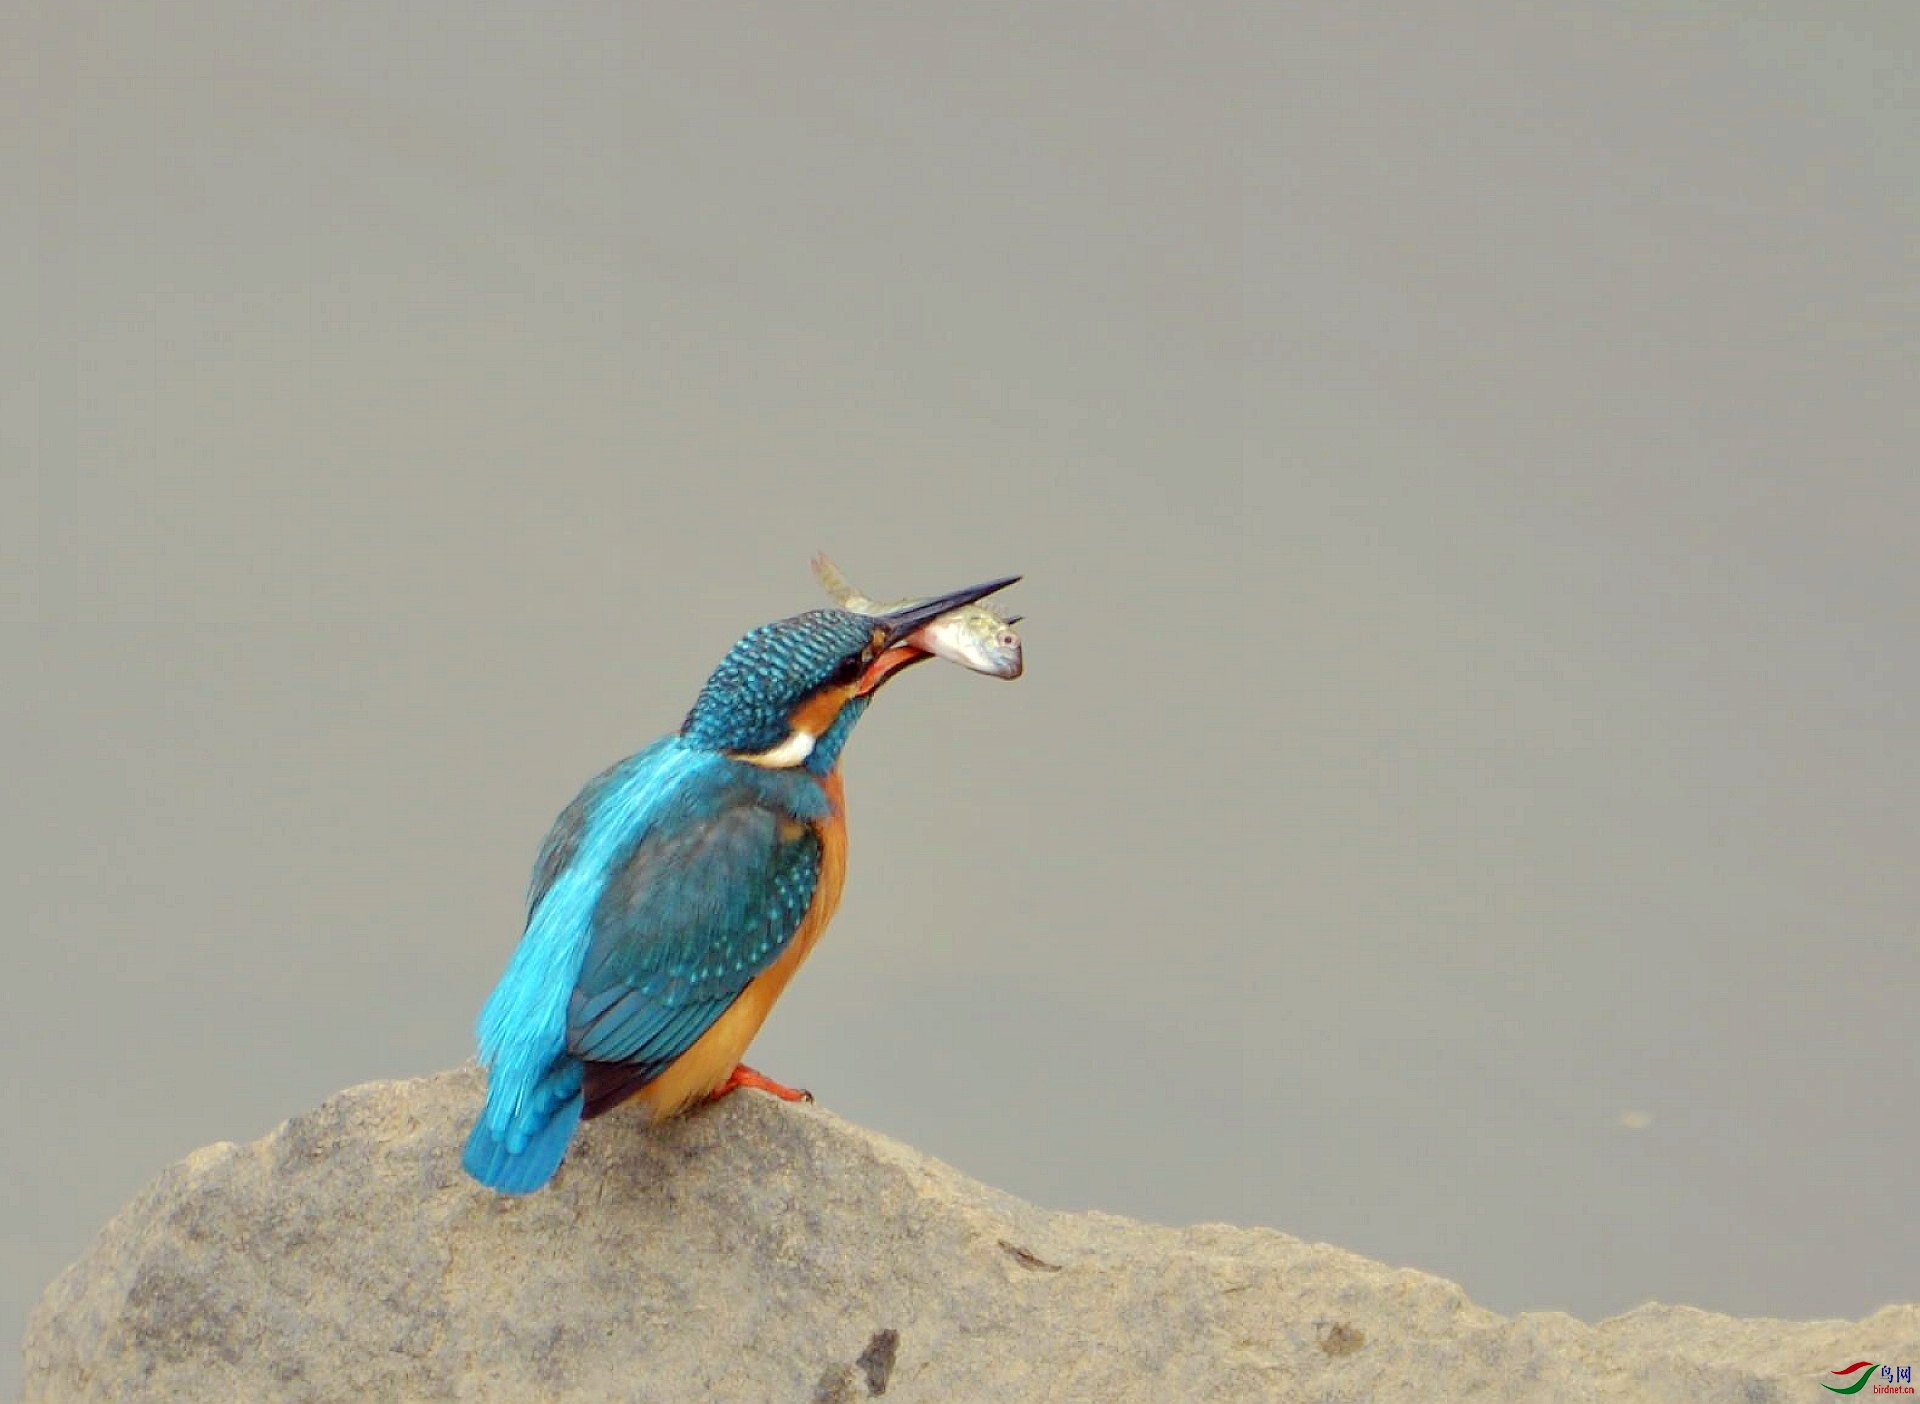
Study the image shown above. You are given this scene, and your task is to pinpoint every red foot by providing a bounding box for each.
[710,1063,813,1105]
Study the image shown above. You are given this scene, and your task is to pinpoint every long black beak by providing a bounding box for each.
[877,575,1021,648]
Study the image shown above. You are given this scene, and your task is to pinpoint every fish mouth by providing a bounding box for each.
[919,632,1023,680]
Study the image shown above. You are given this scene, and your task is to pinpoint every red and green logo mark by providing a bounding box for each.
[1825,1361,1916,1394]
[1825,1363,1878,1395]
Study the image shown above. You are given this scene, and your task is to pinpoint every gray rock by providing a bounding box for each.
[20,1070,1919,1402]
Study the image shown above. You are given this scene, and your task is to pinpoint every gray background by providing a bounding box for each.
[6,3,1917,1392]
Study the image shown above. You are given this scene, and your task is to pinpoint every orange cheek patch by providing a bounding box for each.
[789,685,854,738]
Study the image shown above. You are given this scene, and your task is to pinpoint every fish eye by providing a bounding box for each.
[999,631,1018,647]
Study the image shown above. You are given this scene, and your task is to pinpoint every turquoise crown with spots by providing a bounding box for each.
[680,609,879,759]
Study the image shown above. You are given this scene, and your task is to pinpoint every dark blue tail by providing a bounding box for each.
[463,1058,585,1194]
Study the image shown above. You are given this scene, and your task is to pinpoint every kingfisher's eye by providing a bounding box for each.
[830,654,865,686]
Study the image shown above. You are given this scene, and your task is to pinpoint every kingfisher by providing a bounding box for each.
[462,574,1020,1194]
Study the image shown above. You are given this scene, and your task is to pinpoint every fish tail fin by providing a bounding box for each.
[811,551,861,608]
[462,1057,585,1195]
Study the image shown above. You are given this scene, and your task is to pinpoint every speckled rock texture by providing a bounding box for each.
[21,1069,1920,1402]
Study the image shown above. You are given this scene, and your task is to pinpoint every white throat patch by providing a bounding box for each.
[738,728,816,769]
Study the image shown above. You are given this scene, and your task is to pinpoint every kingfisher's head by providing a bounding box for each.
[681,575,1019,773]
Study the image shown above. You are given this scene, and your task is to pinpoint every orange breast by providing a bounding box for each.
[636,769,849,1118]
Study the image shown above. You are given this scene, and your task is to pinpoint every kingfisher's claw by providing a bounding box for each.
[712,1064,813,1104]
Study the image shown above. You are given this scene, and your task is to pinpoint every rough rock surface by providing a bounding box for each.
[21,1069,1920,1402]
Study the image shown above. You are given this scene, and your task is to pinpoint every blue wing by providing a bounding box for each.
[567,791,823,1111]
[464,738,826,1191]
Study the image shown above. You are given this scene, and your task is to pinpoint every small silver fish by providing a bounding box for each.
[813,553,1024,680]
